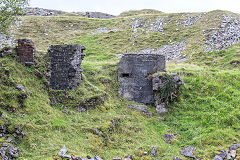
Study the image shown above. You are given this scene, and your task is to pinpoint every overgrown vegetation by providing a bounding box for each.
[0,10,240,159]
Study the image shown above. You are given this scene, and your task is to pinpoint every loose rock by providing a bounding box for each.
[180,146,197,159]
[128,104,148,112]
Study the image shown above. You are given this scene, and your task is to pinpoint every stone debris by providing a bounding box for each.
[205,15,240,52]
[48,44,85,90]
[0,33,15,49]
[163,133,175,143]
[91,27,118,35]
[180,146,197,159]
[178,13,206,27]
[229,143,240,150]
[156,103,168,114]
[124,41,186,62]
[0,143,20,160]
[151,146,157,157]
[81,12,116,19]
[150,17,166,32]
[16,85,26,93]
[128,104,148,112]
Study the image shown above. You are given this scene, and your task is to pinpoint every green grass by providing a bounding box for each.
[0,10,240,160]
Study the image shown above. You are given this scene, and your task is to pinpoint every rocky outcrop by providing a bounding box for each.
[81,12,116,19]
[24,7,66,16]
[152,73,184,114]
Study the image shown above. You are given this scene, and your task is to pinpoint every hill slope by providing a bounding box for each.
[0,9,240,159]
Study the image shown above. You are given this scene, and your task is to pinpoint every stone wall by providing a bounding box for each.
[118,53,165,104]
[48,44,85,90]
[16,39,35,65]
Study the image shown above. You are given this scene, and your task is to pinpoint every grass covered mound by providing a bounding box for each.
[0,10,240,159]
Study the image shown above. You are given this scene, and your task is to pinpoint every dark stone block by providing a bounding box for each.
[16,39,35,64]
[48,44,85,90]
[118,53,165,104]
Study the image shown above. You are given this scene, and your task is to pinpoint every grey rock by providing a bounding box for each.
[180,146,196,159]
[151,146,157,157]
[213,155,223,160]
[158,116,166,121]
[205,15,240,52]
[128,105,148,112]
[173,157,182,160]
[81,12,115,19]
[91,27,118,35]
[230,143,240,150]
[163,134,175,143]
[0,143,20,159]
[230,150,236,158]
[156,104,168,114]
[62,109,70,114]
[113,157,122,160]
[59,145,67,157]
[94,155,103,160]
[16,85,26,93]
[24,7,66,16]
[143,151,148,155]
[76,106,87,112]
[178,13,206,27]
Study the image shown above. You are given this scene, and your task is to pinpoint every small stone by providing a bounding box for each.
[113,157,122,160]
[151,146,157,157]
[143,151,148,155]
[163,134,175,143]
[156,103,168,114]
[62,109,70,114]
[173,157,182,160]
[59,145,67,157]
[76,106,87,112]
[230,150,236,158]
[16,85,26,93]
[213,155,223,160]
[230,143,240,151]
[158,116,166,121]
[87,155,92,159]
[128,104,148,112]
[180,146,196,159]
[94,155,103,160]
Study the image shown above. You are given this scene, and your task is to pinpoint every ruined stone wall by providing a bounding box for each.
[16,39,35,65]
[118,53,165,104]
[48,44,85,90]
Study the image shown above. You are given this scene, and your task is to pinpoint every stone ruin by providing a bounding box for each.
[48,44,85,90]
[118,53,166,104]
[16,39,35,65]
[118,53,184,113]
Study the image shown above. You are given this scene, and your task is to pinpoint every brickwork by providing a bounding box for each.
[48,44,85,90]
[16,39,35,65]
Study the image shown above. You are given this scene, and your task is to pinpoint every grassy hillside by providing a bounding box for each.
[0,10,240,159]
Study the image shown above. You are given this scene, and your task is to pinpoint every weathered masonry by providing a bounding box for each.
[16,39,35,65]
[118,53,166,104]
[48,44,85,90]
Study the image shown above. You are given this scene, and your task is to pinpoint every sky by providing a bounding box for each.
[29,0,240,16]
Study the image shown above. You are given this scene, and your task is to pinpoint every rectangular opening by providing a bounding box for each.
[121,73,130,78]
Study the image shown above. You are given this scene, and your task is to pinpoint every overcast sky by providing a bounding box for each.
[29,0,240,15]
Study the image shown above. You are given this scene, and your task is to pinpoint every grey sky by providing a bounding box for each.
[30,0,240,15]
